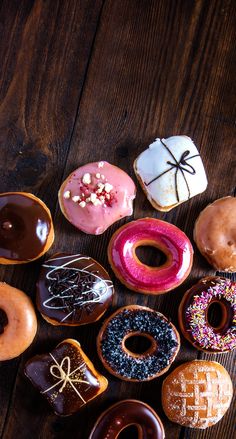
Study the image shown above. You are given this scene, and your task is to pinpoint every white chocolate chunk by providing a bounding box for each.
[135,136,208,210]
[63,190,71,199]
[97,183,105,193]
[104,183,113,193]
[86,197,91,203]
[96,173,101,178]
[72,195,80,202]
[98,161,104,168]
[82,173,92,185]
[79,201,86,208]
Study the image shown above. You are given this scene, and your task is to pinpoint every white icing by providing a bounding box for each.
[136,136,208,208]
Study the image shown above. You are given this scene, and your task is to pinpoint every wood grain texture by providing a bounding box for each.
[0,0,235,438]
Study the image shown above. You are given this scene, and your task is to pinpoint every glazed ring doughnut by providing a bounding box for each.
[97,305,180,381]
[193,196,236,272]
[0,192,54,264]
[178,276,236,353]
[89,399,165,439]
[0,282,37,360]
[108,218,193,294]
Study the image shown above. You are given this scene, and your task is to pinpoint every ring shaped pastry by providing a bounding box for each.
[0,283,37,360]
[162,360,233,429]
[178,276,236,353]
[97,305,180,381]
[89,399,165,439]
[36,253,114,326]
[108,218,193,294]
[0,192,54,264]
[194,196,236,272]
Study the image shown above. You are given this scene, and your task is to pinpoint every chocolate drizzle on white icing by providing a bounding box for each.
[145,139,199,202]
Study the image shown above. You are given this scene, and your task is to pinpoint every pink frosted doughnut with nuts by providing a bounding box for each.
[108,218,193,294]
[58,162,136,235]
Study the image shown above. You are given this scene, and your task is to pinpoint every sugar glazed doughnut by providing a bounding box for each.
[194,196,236,271]
[97,305,180,381]
[108,218,193,294]
[0,282,37,360]
[36,253,114,326]
[134,136,207,211]
[178,276,236,353]
[58,161,136,235]
[25,339,108,416]
[162,360,233,429]
[0,192,54,264]
[89,399,165,439]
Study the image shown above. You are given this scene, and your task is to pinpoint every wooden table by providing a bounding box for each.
[0,1,235,438]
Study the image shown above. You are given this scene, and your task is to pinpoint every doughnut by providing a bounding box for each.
[97,305,180,381]
[36,253,114,326]
[0,192,54,264]
[178,276,236,353]
[25,338,108,416]
[162,360,233,429]
[58,161,136,235]
[0,282,37,360]
[108,218,193,294]
[134,136,207,211]
[89,399,165,439]
[194,196,236,271]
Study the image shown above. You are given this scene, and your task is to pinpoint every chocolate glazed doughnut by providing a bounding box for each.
[0,192,54,264]
[36,253,114,326]
[89,400,165,439]
[178,276,236,353]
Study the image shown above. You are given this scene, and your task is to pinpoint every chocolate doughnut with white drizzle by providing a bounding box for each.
[36,253,114,326]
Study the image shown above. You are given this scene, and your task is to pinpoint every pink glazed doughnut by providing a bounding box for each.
[58,161,136,235]
[108,218,193,294]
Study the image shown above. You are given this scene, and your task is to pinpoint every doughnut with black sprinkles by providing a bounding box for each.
[97,305,180,381]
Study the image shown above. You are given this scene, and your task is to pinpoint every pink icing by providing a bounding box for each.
[108,218,193,294]
[59,162,136,235]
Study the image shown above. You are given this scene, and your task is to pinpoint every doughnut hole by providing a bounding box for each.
[123,332,156,357]
[206,301,229,331]
[0,309,8,334]
[118,425,139,438]
[135,245,167,267]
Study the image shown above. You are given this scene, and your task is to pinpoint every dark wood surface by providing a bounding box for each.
[0,1,235,438]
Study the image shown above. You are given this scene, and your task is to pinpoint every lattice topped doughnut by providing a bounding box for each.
[162,360,233,429]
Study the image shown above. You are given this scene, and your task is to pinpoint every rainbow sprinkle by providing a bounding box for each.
[186,278,236,351]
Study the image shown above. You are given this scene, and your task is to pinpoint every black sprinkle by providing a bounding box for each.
[100,309,179,380]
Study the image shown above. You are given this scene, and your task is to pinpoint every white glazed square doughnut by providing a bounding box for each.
[134,135,208,211]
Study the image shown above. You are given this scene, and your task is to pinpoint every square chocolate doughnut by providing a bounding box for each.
[25,339,108,416]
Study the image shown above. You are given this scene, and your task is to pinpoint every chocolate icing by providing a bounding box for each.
[37,253,113,325]
[0,193,51,261]
[89,400,165,439]
[25,340,101,416]
[179,276,235,352]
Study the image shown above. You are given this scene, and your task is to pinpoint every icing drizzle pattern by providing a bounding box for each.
[42,254,113,323]
[145,139,199,202]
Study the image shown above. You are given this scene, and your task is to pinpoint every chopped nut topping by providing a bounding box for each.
[98,161,104,168]
[86,197,91,203]
[101,174,105,179]
[104,183,113,193]
[63,190,71,199]
[90,193,97,203]
[96,173,101,178]
[82,173,92,185]
[79,201,86,208]
[72,195,80,202]
[97,183,105,193]
[106,193,110,200]
[93,199,101,206]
